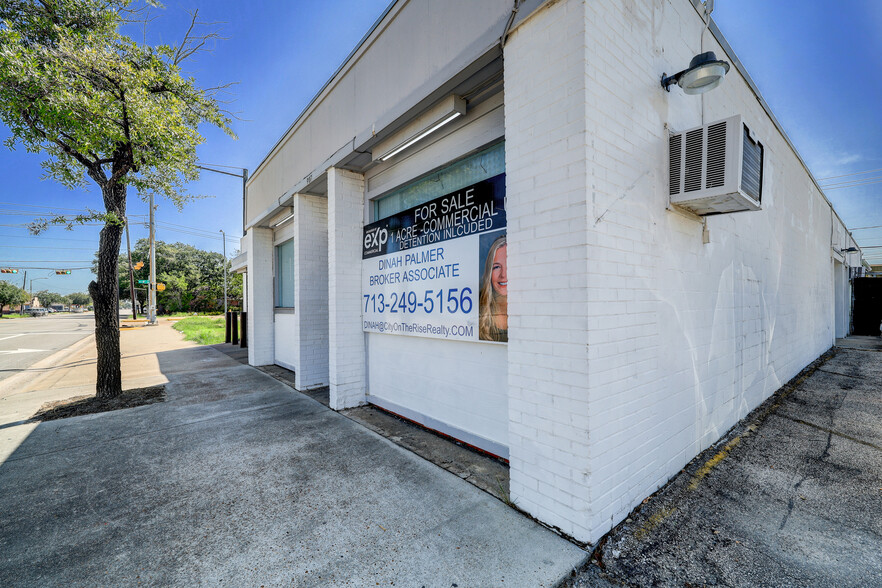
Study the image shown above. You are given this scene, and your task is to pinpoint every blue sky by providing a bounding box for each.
[1,0,881,295]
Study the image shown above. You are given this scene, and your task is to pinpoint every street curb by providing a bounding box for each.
[0,333,95,397]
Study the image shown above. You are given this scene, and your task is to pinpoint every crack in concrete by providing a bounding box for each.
[817,368,867,380]
[777,414,882,452]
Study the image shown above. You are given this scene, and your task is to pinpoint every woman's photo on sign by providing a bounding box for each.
[478,231,507,342]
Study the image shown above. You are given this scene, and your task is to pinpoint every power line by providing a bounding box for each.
[157,221,241,240]
[0,245,96,250]
[817,167,882,182]
[0,223,105,228]
[0,201,97,212]
[851,225,882,231]
[0,266,93,270]
[819,173,882,185]
[0,233,98,242]
[821,179,882,191]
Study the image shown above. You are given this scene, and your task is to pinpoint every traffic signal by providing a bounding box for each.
[133,261,144,270]
[55,270,72,275]
[1,268,18,273]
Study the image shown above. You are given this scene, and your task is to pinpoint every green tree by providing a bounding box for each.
[35,289,69,306]
[0,1,232,397]
[110,239,241,313]
[0,280,28,316]
[69,292,92,307]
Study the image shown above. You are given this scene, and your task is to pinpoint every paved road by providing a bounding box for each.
[0,313,94,382]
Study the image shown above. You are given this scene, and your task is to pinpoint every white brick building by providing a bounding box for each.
[237,0,863,543]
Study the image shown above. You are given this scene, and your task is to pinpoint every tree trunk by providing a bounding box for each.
[89,182,126,399]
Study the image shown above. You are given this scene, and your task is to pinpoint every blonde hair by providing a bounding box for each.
[479,234,507,342]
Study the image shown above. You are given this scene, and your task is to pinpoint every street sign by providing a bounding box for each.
[137,279,149,285]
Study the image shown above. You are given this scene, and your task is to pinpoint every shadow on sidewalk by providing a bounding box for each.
[0,343,584,587]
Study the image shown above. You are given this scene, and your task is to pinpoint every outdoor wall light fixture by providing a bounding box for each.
[269,207,295,228]
[377,95,466,162]
[842,247,859,253]
[661,51,730,95]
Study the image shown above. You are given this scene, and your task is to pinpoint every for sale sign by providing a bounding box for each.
[361,174,507,343]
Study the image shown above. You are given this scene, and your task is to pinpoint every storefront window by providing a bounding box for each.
[275,239,294,308]
[375,142,504,220]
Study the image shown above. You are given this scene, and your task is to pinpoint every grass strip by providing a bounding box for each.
[172,315,226,345]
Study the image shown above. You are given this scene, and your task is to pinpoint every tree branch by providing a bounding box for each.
[21,110,106,184]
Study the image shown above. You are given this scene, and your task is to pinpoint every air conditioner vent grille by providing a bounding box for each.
[667,115,762,216]
[684,128,704,192]
[669,134,682,195]
[741,125,763,202]
[705,121,727,188]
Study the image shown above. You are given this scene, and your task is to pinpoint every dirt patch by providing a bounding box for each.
[32,385,166,421]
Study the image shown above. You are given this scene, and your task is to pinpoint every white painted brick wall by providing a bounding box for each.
[505,0,853,544]
[579,0,845,541]
[327,167,366,409]
[246,227,275,366]
[504,0,593,541]
[295,194,329,389]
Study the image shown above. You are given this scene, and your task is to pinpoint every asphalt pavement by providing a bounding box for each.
[0,312,94,382]
[567,340,882,587]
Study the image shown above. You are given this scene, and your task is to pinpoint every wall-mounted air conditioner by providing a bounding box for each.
[668,114,763,216]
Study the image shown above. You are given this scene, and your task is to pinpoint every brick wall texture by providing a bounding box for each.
[505,0,847,543]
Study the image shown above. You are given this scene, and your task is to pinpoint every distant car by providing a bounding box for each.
[47,308,56,313]
[27,308,48,317]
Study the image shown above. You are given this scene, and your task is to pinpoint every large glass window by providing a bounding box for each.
[374,142,504,220]
[275,239,294,308]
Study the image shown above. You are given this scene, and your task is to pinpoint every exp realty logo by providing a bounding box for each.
[362,226,388,257]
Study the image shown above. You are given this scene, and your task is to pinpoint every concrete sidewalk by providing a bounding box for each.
[0,320,193,459]
[0,321,586,587]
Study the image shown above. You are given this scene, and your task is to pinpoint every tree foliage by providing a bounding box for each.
[111,239,241,313]
[0,0,233,200]
[34,289,69,306]
[68,291,91,306]
[0,279,28,314]
[0,0,233,397]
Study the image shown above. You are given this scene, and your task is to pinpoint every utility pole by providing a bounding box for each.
[19,270,26,314]
[148,193,157,325]
[220,229,227,318]
[125,217,137,320]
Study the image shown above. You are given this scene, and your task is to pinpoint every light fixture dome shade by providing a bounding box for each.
[679,51,730,95]
[680,62,729,94]
[661,51,731,95]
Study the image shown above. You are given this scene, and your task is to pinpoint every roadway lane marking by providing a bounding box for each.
[0,348,48,355]
[3,332,92,336]
[0,334,24,341]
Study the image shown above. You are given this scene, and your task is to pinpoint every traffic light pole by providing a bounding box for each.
[220,229,227,319]
[125,217,137,320]
[19,270,26,315]
[148,193,157,325]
